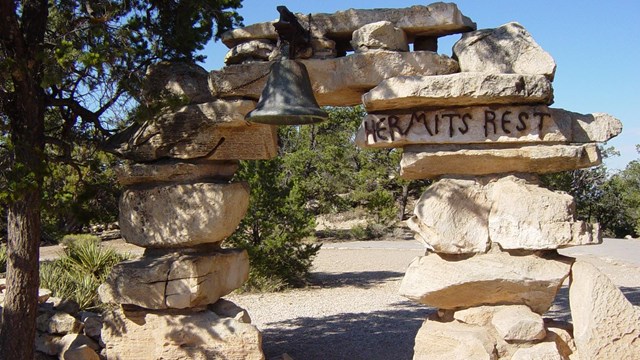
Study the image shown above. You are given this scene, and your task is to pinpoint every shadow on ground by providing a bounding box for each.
[546,285,640,322]
[261,304,432,360]
[309,271,404,289]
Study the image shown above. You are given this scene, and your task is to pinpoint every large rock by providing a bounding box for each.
[119,182,249,248]
[102,307,264,360]
[569,260,640,359]
[143,62,212,104]
[408,175,601,253]
[511,342,564,360]
[224,39,276,65]
[551,108,623,143]
[362,73,554,112]
[351,21,408,52]
[400,143,602,179]
[221,3,475,47]
[453,22,556,80]
[104,99,278,162]
[491,305,546,342]
[115,160,239,186]
[36,311,82,335]
[98,248,248,309]
[413,320,496,360]
[399,250,572,314]
[209,51,459,106]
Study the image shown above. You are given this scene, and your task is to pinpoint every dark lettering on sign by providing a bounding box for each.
[375,118,388,140]
[501,111,512,134]
[364,119,377,142]
[434,114,440,135]
[387,115,401,141]
[484,111,497,137]
[412,112,432,136]
[534,112,551,131]
[459,113,471,134]
[517,112,528,131]
[441,113,460,138]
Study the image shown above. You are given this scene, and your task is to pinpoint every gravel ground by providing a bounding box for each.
[38,238,640,360]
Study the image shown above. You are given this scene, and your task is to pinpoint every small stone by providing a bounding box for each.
[102,307,264,360]
[491,305,546,342]
[453,22,556,80]
[362,73,554,112]
[351,21,408,52]
[224,39,276,65]
[453,306,498,326]
[119,182,249,248]
[58,334,100,360]
[52,298,80,316]
[209,51,459,107]
[143,62,212,104]
[511,342,564,360]
[36,311,82,335]
[400,250,572,314]
[38,288,52,304]
[115,159,239,186]
[209,298,252,324]
[413,320,496,360]
[99,248,249,309]
[83,316,102,340]
[62,345,100,360]
[310,37,337,59]
[35,333,63,356]
[569,260,640,359]
[400,143,602,180]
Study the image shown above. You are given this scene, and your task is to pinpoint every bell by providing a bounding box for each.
[246,59,328,125]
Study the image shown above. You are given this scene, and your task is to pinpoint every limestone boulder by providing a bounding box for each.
[220,3,475,47]
[408,177,490,254]
[36,311,82,335]
[552,108,623,143]
[399,251,572,314]
[224,40,276,65]
[102,307,263,360]
[351,21,408,52]
[143,62,212,104]
[454,306,498,326]
[400,143,602,180]
[209,51,459,106]
[491,306,546,342]
[453,22,556,80]
[115,160,239,186]
[569,260,640,359]
[58,334,100,360]
[511,342,564,360]
[119,182,249,248]
[104,99,278,162]
[362,73,554,112]
[414,320,496,360]
[99,248,248,309]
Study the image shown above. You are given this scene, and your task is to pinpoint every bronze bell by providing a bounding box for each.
[245,59,328,125]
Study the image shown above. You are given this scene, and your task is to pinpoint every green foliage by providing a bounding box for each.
[0,243,6,273]
[39,236,128,310]
[228,157,320,291]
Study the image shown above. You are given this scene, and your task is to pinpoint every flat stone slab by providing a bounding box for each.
[400,143,602,179]
[98,248,249,309]
[413,320,496,360]
[551,109,623,143]
[220,3,476,48]
[119,182,249,248]
[209,51,460,107]
[104,99,278,161]
[400,250,572,314]
[362,73,554,112]
[453,22,556,80]
[116,160,239,186]
[102,306,263,360]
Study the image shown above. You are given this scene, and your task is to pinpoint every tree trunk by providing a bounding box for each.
[398,183,410,221]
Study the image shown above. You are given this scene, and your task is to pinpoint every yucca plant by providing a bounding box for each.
[0,243,7,273]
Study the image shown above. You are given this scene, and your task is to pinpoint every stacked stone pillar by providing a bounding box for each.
[98,63,276,359]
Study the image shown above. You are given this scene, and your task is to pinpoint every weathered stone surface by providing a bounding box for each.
[35,333,63,356]
[98,248,248,309]
[453,22,556,80]
[143,62,212,104]
[82,315,102,340]
[552,108,623,143]
[407,177,490,253]
[414,320,496,360]
[491,306,546,342]
[399,251,572,314]
[36,311,82,335]
[119,182,249,248]
[38,288,52,304]
[209,299,252,324]
[351,21,408,52]
[102,307,264,360]
[63,345,100,360]
[569,260,640,359]
[545,321,577,360]
[221,3,475,48]
[454,306,498,326]
[408,175,601,252]
[356,105,565,148]
[58,334,100,360]
[209,51,459,106]
[310,36,337,59]
[363,72,553,112]
[511,342,564,360]
[104,99,278,161]
[116,160,239,186]
[400,143,602,179]
[224,40,276,65]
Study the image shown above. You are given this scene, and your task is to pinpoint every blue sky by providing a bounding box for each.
[202,0,640,171]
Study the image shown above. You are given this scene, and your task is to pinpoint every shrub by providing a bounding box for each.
[0,243,6,273]
[40,236,128,310]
